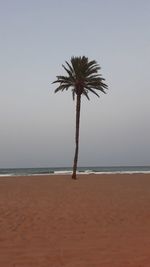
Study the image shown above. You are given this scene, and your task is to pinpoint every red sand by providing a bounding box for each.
[0,174,150,266]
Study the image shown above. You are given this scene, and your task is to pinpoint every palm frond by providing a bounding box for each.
[62,64,74,80]
[86,65,100,76]
[54,84,71,93]
[85,87,100,97]
[72,89,75,100]
[65,60,74,73]
[52,75,72,83]
[82,88,90,100]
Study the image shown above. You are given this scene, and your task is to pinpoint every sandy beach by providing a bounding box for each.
[0,174,150,267]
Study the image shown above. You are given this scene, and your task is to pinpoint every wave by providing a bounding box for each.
[0,167,150,177]
[53,170,150,175]
[77,171,150,175]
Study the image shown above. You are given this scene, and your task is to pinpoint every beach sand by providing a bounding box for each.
[0,174,150,267]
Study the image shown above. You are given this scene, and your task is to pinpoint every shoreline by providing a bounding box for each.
[0,171,150,178]
[0,166,150,177]
[0,173,150,266]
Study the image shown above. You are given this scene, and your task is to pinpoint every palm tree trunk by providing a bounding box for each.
[72,94,81,179]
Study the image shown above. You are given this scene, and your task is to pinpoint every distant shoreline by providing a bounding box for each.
[0,165,150,177]
[0,172,150,178]
[0,173,150,180]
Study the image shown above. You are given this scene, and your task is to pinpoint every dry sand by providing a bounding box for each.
[0,174,150,267]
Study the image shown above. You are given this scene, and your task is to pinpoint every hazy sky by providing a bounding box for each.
[0,0,150,168]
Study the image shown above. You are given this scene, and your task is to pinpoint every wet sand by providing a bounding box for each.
[0,174,150,266]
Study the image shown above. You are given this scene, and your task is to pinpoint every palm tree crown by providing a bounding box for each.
[52,56,108,98]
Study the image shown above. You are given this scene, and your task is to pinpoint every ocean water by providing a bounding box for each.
[0,166,150,177]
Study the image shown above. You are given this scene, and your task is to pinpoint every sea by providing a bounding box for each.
[0,166,150,177]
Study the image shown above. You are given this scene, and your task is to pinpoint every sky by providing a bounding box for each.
[0,0,150,168]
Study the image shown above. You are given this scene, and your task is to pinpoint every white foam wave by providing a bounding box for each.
[80,171,150,175]
[0,170,150,177]
[54,170,150,175]
[0,174,15,177]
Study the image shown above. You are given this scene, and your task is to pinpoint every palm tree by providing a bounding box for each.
[52,56,108,179]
